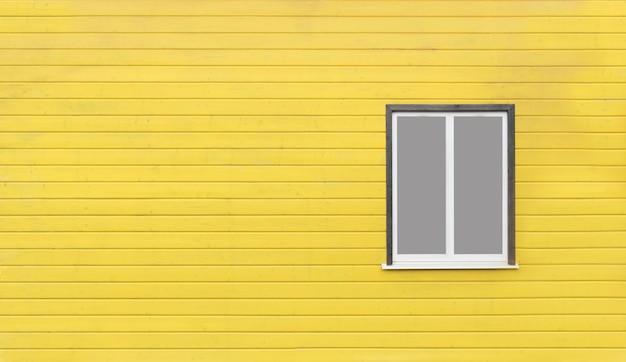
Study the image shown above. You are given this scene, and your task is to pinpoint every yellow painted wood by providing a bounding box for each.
[518,118,626,133]
[1,0,625,357]
[0,116,384,132]
[0,132,384,149]
[5,33,626,50]
[518,150,626,166]
[0,199,385,215]
[1,298,623,316]
[517,166,626,182]
[3,16,626,34]
[517,133,626,149]
[1,1,625,17]
[3,83,625,100]
[517,183,626,198]
[2,350,626,362]
[0,165,384,182]
[0,149,385,165]
[2,315,625,332]
[0,282,623,299]
[0,265,623,282]
[518,232,626,248]
[0,232,386,249]
[0,331,624,348]
[518,216,626,232]
[0,67,626,82]
[0,216,385,232]
[518,199,626,215]
[3,51,626,67]
[0,182,384,199]
[0,100,623,116]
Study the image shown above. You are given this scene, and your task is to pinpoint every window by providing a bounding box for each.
[383,104,517,269]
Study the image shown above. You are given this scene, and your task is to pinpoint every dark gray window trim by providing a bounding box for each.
[385,104,516,267]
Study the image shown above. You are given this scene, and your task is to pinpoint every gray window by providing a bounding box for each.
[384,105,516,269]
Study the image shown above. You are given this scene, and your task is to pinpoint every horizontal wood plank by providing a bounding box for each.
[2,83,625,100]
[0,149,385,165]
[0,349,624,362]
[0,67,626,82]
[0,165,384,182]
[0,331,624,348]
[1,315,625,332]
[1,1,625,17]
[3,16,626,34]
[0,265,623,282]
[3,33,626,50]
[0,298,623,316]
[3,51,626,67]
[0,100,623,116]
[0,198,385,215]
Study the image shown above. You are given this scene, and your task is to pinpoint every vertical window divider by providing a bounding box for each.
[446,114,455,257]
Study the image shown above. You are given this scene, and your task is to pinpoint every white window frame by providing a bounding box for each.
[383,105,517,270]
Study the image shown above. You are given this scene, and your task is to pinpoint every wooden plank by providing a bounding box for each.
[0,298,623,316]
[3,51,626,67]
[3,16,626,34]
[3,33,626,50]
[0,349,624,362]
[0,198,385,215]
[517,133,626,149]
[0,232,386,249]
[0,116,384,132]
[517,183,626,198]
[0,331,624,348]
[2,83,625,100]
[0,282,623,299]
[1,1,625,17]
[0,100,623,116]
[3,66,625,82]
[0,132,384,149]
[518,117,626,133]
[517,199,626,215]
[518,150,626,166]
[0,182,384,199]
[0,215,385,232]
[0,265,623,282]
[0,165,385,182]
[0,149,386,166]
[519,232,626,248]
[516,166,626,182]
[1,315,625,332]
[518,216,626,232]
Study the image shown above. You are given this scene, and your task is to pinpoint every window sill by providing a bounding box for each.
[382,262,519,270]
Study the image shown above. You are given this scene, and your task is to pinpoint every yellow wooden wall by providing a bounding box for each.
[1,1,625,361]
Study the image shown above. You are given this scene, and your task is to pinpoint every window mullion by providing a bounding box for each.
[446,114,455,257]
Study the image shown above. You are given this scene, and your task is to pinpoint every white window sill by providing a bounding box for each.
[382,262,519,270]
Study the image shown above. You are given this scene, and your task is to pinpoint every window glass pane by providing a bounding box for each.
[454,116,503,254]
[397,116,446,254]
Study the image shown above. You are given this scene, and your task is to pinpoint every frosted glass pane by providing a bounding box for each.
[454,116,503,254]
[397,116,446,254]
